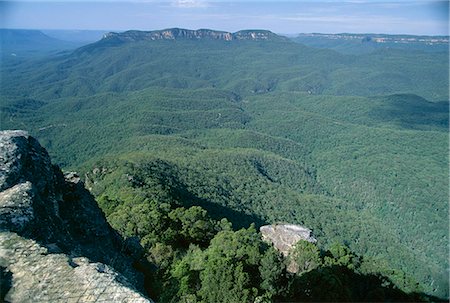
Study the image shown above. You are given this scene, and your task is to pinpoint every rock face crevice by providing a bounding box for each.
[0,130,151,302]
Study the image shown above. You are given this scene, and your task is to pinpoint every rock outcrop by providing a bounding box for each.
[260,224,317,273]
[101,28,289,43]
[0,130,151,302]
[260,224,317,257]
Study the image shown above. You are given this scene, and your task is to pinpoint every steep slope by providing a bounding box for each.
[82,155,437,302]
[0,130,152,302]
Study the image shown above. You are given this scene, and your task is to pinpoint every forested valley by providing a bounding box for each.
[1,28,448,301]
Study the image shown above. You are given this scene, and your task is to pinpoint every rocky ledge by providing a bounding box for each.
[260,224,317,257]
[0,130,152,302]
[260,224,317,273]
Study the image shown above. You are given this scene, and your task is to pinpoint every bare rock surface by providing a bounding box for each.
[0,130,152,302]
[0,233,149,303]
[101,28,289,43]
[260,224,317,257]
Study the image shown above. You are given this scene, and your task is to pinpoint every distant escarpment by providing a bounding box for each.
[100,28,288,43]
[0,130,151,302]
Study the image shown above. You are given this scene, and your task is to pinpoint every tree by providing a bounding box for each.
[171,245,204,300]
[199,257,255,303]
[168,206,216,247]
[290,240,321,275]
[171,225,264,303]
[259,246,286,298]
[324,242,360,270]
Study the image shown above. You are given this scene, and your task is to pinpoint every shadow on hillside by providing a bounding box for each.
[167,175,267,230]
[370,94,449,131]
[282,265,446,302]
[128,158,268,230]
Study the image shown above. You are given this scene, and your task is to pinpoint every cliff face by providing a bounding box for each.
[0,130,151,302]
[101,28,288,43]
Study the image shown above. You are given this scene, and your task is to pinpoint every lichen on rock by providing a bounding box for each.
[0,130,152,302]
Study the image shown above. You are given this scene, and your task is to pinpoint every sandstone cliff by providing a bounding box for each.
[0,130,151,302]
[101,28,289,43]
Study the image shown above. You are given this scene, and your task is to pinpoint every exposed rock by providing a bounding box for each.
[0,130,54,193]
[0,182,34,233]
[101,28,289,43]
[0,233,149,303]
[260,224,317,274]
[0,130,152,302]
[260,224,317,257]
[64,172,81,184]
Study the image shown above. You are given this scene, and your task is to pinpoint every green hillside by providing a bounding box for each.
[1,29,448,299]
[0,29,81,57]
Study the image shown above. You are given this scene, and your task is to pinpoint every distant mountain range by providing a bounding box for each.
[2,28,448,57]
[0,29,81,56]
[102,28,289,42]
[42,29,107,43]
[298,33,449,45]
[293,33,449,54]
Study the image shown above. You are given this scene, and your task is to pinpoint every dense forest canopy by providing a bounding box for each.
[1,29,448,300]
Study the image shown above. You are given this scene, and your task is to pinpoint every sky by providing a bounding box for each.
[0,0,448,35]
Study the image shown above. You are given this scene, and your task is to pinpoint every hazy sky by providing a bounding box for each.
[1,0,448,35]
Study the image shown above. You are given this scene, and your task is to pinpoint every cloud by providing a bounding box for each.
[171,0,209,8]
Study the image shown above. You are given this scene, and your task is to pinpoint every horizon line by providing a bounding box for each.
[2,27,449,37]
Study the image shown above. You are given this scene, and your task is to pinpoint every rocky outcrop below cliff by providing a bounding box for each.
[260,224,317,273]
[260,224,317,256]
[0,130,151,302]
[101,28,289,43]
